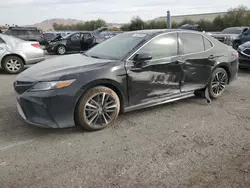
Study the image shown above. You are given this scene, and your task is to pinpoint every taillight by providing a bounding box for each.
[232,51,238,57]
[31,43,40,48]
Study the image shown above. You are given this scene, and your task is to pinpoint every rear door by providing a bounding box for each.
[0,37,6,58]
[81,33,94,50]
[178,32,214,92]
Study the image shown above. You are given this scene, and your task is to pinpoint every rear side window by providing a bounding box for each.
[179,33,204,54]
[203,37,213,50]
[138,33,178,60]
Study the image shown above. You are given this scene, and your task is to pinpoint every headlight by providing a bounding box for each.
[29,79,75,92]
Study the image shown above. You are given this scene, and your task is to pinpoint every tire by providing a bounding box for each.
[76,86,120,131]
[56,45,66,55]
[2,55,24,74]
[233,42,240,50]
[208,68,228,99]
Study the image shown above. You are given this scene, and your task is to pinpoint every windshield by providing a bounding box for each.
[85,32,148,60]
[221,28,242,34]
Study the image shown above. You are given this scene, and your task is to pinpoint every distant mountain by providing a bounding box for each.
[24,18,124,31]
[24,18,85,31]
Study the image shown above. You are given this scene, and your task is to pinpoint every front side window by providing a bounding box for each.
[137,33,178,60]
[179,33,204,54]
[71,33,81,41]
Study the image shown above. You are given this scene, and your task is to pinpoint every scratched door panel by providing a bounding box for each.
[126,32,183,106]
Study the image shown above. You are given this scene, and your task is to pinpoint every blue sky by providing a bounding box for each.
[0,0,249,25]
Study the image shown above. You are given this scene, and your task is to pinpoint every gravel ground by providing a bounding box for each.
[0,57,250,188]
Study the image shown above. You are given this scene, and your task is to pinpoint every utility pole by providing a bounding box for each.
[167,11,171,29]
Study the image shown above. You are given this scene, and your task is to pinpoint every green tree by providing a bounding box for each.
[129,16,145,30]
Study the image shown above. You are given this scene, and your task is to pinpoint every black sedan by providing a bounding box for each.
[45,32,95,55]
[237,41,250,68]
[14,29,239,131]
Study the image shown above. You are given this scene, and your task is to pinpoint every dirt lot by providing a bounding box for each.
[0,57,249,188]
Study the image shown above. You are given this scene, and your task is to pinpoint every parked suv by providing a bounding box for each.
[233,29,250,50]
[211,27,249,47]
[4,27,44,44]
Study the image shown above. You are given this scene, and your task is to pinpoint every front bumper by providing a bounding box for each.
[45,44,57,53]
[15,89,77,128]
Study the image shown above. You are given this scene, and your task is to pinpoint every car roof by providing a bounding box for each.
[124,29,203,36]
[224,27,249,29]
[8,26,39,31]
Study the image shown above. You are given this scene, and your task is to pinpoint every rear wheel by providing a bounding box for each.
[76,86,120,131]
[208,68,228,99]
[2,56,24,74]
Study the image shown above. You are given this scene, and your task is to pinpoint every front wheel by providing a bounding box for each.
[208,68,228,99]
[76,86,120,131]
[56,45,66,55]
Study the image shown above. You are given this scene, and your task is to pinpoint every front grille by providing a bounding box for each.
[14,81,36,95]
[243,49,250,56]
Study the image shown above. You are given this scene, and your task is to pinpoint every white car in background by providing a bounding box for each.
[0,34,45,74]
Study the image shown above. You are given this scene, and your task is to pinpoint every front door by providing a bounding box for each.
[178,32,213,92]
[126,33,184,106]
[67,33,81,51]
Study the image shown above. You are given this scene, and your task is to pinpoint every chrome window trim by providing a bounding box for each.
[126,30,215,62]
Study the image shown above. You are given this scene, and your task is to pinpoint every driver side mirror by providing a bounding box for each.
[133,53,152,61]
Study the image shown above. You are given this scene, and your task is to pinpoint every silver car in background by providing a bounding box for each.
[0,34,45,74]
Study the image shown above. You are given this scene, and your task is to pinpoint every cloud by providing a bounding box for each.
[0,0,250,25]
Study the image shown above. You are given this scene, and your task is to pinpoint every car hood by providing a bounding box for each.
[240,41,250,48]
[50,35,64,42]
[16,54,115,81]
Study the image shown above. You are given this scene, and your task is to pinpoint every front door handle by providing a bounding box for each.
[208,55,215,59]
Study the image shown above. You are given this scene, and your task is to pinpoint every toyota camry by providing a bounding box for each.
[14,29,239,131]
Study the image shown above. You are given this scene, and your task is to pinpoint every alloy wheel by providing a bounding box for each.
[211,71,227,96]
[58,46,66,54]
[83,92,118,128]
[6,59,21,72]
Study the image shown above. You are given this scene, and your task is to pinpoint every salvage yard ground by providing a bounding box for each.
[0,54,250,188]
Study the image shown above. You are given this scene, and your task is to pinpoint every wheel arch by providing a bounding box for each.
[213,63,231,84]
[1,54,26,67]
[74,79,126,124]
